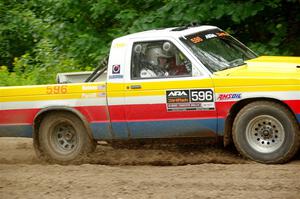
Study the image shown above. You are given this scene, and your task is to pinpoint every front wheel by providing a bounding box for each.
[36,112,96,164]
[232,101,300,163]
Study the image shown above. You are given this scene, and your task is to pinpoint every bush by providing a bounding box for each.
[1,0,299,86]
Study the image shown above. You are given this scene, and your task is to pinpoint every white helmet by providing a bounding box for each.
[145,46,173,66]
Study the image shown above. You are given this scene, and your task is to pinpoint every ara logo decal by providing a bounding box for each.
[205,33,217,39]
[217,93,242,101]
[112,64,121,74]
[167,90,188,97]
[166,90,189,103]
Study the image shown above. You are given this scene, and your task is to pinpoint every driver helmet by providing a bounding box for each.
[145,46,174,67]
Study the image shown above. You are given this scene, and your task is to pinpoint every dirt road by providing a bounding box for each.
[0,138,300,199]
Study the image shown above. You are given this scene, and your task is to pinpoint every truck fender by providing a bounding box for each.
[223,97,299,147]
[33,106,94,141]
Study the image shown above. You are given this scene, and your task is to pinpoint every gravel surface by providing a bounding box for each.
[0,138,299,199]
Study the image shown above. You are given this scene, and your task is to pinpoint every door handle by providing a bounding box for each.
[129,85,142,89]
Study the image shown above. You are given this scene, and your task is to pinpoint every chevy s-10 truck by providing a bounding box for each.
[0,25,299,164]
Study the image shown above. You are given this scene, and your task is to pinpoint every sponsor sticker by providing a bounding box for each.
[166,89,215,111]
[112,64,121,74]
[205,33,217,39]
[82,85,98,91]
[109,74,124,79]
[190,36,203,44]
[186,29,230,44]
[81,93,97,98]
[166,90,189,103]
[97,85,106,90]
[98,92,106,97]
[217,93,242,101]
[216,32,228,37]
[113,43,126,48]
[81,92,105,98]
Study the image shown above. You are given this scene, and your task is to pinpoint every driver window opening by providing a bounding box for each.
[131,41,192,79]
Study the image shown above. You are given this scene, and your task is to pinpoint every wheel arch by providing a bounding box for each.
[33,106,94,150]
[223,97,299,146]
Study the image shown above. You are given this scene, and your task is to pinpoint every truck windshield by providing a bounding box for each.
[181,29,257,72]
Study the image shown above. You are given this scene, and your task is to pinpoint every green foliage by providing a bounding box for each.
[0,0,299,86]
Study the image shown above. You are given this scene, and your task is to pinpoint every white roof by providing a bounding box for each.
[118,25,219,40]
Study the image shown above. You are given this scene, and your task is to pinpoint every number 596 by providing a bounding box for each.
[46,86,67,94]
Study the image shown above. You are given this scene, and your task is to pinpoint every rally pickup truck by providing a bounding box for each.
[1,25,299,164]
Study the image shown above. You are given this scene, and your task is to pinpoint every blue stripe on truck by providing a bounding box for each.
[0,118,226,140]
[0,125,32,137]
[91,118,225,140]
[127,118,221,138]
[297,114,300,123]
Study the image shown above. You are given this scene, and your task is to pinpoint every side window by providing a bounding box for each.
[131,41,192,79]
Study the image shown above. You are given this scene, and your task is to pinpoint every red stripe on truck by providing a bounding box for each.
[0,109,40,124]
[284,100,300,115]
[0,106,109,125]
[1,100,299,125]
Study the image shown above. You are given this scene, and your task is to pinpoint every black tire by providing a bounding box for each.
[36,112,96,164]
[232,101,300,164]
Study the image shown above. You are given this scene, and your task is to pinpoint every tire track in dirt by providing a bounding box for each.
[1,138,300,165]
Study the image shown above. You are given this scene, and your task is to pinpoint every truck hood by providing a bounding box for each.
[214,56,300,79]
[212,56,300,88]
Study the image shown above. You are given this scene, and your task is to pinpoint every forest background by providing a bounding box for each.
[0,0,299,86]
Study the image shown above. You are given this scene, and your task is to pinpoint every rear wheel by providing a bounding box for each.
[36,112,96,164]
[232,101,300,163]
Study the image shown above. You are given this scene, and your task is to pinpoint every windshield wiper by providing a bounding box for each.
[219,66,232,71]
[219,62,245,71]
